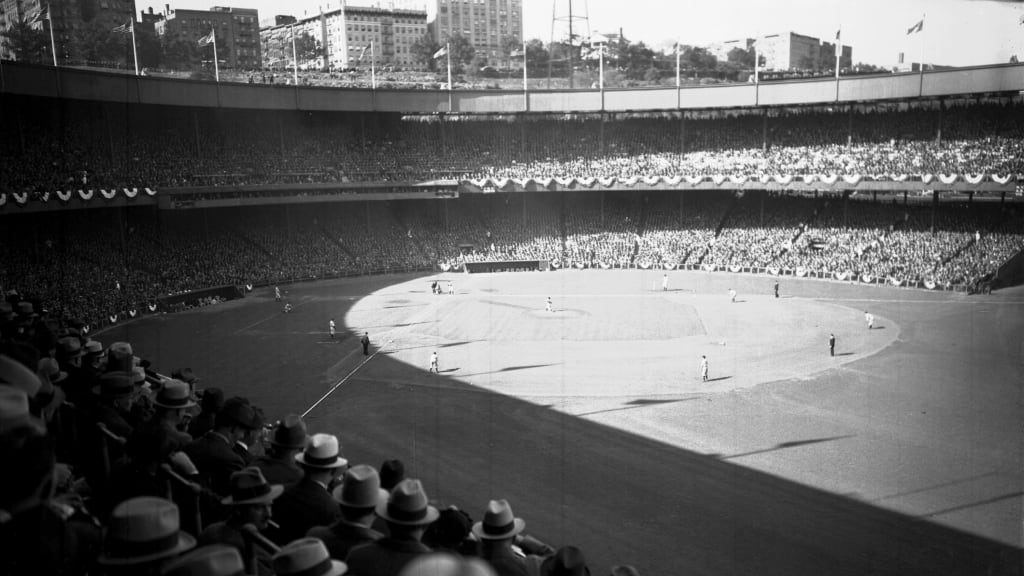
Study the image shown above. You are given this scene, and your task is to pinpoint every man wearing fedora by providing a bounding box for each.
[186,397,260,498]
[97,496,197,575]
[160,544,248,576]
[474,499,554,576]
[273,537,348,576]
[307,464,388,560]
[271,433,347,545]
[254,414,307,488]
[199,467,284,575]
[137,379,195,455]
[344,478,438,576]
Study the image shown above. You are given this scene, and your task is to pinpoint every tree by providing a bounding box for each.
[617,41,655,79]
[135,26,162,69]
[160,35,200,70]
[0,18,51,64]
[70,20,124,65]
[443,32,474,72]
[294,32,319,68]
[500,35,521,67]
[728,46,754,68]
[524,38,549,76]
[410,34,440,70]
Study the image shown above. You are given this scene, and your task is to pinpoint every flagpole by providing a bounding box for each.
[598,45,603,90]
[834,27,841,102]
[370,40,376,90]
[291,24,298,86]
[522,39,528,93]
[675,42,680,89]
[446,41,452,91]
[212,29,219,82]
[918,13,925,96]
[130,21,139,76]
[46,4,57,66]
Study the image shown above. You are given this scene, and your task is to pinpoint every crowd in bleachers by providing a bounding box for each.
[3,99,1024,193]
[1,304,623,576]
[2,193,1021,336]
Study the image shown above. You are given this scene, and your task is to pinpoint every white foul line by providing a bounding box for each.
[302,338,393,418]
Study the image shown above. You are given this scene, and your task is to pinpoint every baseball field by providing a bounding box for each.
[100,269,1024,576]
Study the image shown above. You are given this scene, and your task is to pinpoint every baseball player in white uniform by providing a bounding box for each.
[700,355,709,382]
[429,351,439,373]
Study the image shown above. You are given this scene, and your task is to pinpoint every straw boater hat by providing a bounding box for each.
[331,464,389,509]
[471,499,525,541]
[295,433,348,469]
[151,379,197,409]
[272,538,347,576]
[98,497,197,566]
[376,478,440,527]
[221,467,284,506]
[269,414,308,449]
[160,545,246,576]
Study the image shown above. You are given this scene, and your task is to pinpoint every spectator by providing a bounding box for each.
[271,433,348,544]
[473,499,554,576]
[273,537,348,576]
[308,463,388,560]
[254,414,308,488]
[344,478,439,576]
[96,497,197,575]
[198,467,283,575]
[185,397,257,497]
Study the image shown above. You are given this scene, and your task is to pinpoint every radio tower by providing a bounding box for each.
[549,0,591,89]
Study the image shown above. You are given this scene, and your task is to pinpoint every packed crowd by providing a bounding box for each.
[2,194,1021,330]
[3,98,1023,193]
[0,306,626,576]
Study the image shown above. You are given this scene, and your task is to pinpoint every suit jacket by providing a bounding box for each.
[480,543,532,576]
[253,454,303,488]
[199,521,273,575]
[344,537,432,576]
[184,431,245,496]
[271,476,341,545]
[307,520,384,561]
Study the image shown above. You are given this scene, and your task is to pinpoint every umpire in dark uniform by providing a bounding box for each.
[829,333,835,357]
[361,332,370,355]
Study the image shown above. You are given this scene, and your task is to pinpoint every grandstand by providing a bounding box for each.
[1,63,1022,576]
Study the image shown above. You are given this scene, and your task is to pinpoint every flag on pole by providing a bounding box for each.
[835,29,841,41]
[432,45,448,59]
[906,19,923,35]
[510,47,524,58]
[198,29,215,46]
[30,4,49,23]
[111,20,133,34]
[358,44,370,62]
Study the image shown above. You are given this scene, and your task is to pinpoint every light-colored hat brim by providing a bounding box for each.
[222,484,284,506]
[97,532,197,566]
[294,453,348,469]
[471,517,525,540]
[375,502,440,526]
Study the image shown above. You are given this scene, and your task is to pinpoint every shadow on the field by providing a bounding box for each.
[574,397,704,417]
[715,435,856,460]
[871,326,887,330]
[835,352,855,357]
[481,299,535,311]
[456,363,561,377]
[919,491,1024,519]
[383,303,428,310]
[705,376,732,383]
[440,340,478,348]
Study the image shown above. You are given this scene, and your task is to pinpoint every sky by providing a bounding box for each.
[158,0,1024,67]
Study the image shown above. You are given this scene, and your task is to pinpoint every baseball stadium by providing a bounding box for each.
[1,59,1023,576]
